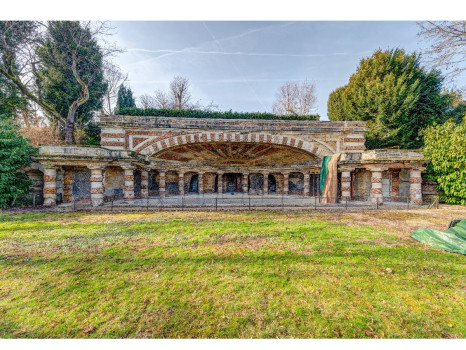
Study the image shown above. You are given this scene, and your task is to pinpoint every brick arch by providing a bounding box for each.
[136,132,334,158]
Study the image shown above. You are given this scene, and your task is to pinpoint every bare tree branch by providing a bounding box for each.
[418,21,466,78]
[273,79,317,116]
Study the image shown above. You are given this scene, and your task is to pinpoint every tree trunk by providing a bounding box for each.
[65,54,90,145]
[65,102,79,144]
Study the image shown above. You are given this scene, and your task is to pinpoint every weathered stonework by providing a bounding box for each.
[29,115,429,206]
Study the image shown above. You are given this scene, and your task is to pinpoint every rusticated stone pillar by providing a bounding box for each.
[63,169,73,202]
[283,173,289,195]
[217,173,223,194]
[198,172,204,194]
[369,167,385,204]
[341,171,352,201]
[122,165,135,200]
[158,171,166,197]
[242,173,249,193]
[391,170,400,200]
[89,165,104,207]
[43,166,57,206]
[263,173,269,195]
[303,173,310,196]
[178,172,185,195]
[409,167,424,205]
[141,169,149,199]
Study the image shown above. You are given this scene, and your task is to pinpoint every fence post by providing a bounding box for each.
[111,190,114,212]
[314,196,317,210]
[181,196,184,211]
[376,198,379,210]
[33,193,36,208]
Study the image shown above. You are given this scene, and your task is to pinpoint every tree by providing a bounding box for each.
[327,86,347,121]
[0,116,37,208]
[36,21,108,144]
[169,75,192,110]
[273,79,317,116]
[116,84,136,112]
[102,61,127,115]
[0,21,118,144]
[443,88,466,124]
[327,49,451,149]
[423,117,466,205]
[154,89,172,109]
[138,93,156,109]
[0,21,65,127]
[0,73,25,119]
[418,21,466,78]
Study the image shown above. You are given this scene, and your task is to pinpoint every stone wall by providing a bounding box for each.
[72,169,91,201]
[104,167,124,199]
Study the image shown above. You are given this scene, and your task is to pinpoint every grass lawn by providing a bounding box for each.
[0,208,465,338]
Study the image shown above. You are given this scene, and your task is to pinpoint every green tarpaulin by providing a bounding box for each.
[319,156,332,194]
[411,220,466,255]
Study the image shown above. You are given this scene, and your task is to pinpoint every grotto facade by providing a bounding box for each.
[26,115,431,207]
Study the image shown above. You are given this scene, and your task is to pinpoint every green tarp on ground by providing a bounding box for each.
[411,220,466,255]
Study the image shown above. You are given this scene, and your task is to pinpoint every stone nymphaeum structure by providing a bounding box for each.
[27,115,430,207]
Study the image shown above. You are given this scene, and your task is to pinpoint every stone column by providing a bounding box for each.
[178,172,185,195]
[43,166,57,206]
[217,173,223,194]
[263,172,269,195]
[409,167,424,205]
[242,173,249,194]
[303,173,310,196]
[141,169,149,199]
[122,165,135,201]
[63,169,73,202]
[391,170,400,200]
[159,171,166,197]
[89,165,104,207]
[283,173,289,195]
[341,171,352,201]
[198,172,204,194]
[369,167,384,204]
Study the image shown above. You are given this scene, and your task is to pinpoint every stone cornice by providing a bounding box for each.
[98,115,368,133]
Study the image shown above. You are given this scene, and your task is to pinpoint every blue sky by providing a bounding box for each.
[112,21,465,120]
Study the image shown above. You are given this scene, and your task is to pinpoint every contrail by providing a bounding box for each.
[201,22,268,111]
[127,48,348,58]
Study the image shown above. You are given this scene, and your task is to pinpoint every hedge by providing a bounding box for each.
[115,108,320,121]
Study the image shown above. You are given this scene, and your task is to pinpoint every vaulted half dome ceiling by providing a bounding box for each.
[150,142,320,167]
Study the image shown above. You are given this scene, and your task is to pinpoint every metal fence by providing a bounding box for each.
[102,192,439,212]
[5,191,440,212]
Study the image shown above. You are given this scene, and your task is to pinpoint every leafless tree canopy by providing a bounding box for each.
[102,61,127,115]
[169,75,192,110]
[137,93,156,109]
[139,76,218,111]
[418,21,466,78]
[273,79,317,116]
[154,89,172,109]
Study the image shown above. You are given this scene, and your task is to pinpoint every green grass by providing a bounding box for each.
[0,209,465,338]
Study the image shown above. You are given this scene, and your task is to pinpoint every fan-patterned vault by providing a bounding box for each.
[150,142,319,166]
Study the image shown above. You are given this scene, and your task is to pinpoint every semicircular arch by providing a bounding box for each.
[136,132,335,159]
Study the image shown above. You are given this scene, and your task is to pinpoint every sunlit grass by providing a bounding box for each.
[0,209,465,338]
